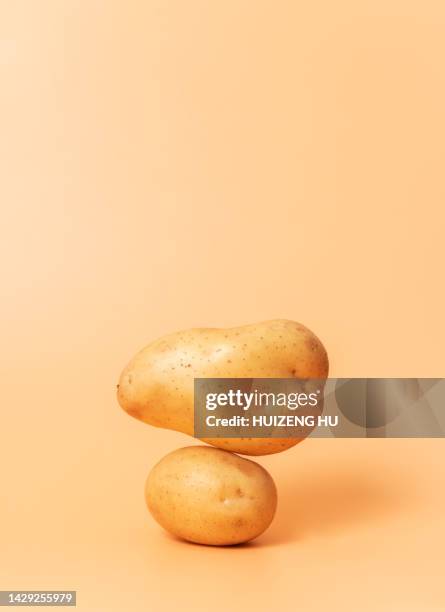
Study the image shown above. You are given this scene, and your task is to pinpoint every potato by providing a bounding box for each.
[145,446,277,546]
[117,319,328,455]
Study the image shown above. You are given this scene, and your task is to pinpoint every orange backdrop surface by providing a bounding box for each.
[1,2,444,611]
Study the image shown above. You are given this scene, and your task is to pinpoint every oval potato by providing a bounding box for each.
[117,319,329,455]
[145,446,277,545]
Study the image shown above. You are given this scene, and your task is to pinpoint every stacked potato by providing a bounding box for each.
[117,319,328,546]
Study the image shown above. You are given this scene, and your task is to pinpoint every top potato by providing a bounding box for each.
[117,319,328,455]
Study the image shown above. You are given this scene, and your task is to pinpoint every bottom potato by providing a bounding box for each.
[145,446,277,545]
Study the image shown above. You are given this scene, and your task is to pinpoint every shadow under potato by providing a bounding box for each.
[260,460,418,546]
[162,530,258,550]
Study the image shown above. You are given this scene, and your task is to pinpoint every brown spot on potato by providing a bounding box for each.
[306,337,319,351]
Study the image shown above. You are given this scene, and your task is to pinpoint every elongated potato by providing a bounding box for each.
[117,319,328,455]
[145,446,277,545]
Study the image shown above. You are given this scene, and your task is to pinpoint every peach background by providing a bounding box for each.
[1,1,444,611]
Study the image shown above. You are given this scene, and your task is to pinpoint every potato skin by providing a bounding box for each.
[117,319,329,455]
[145,446,277,546]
